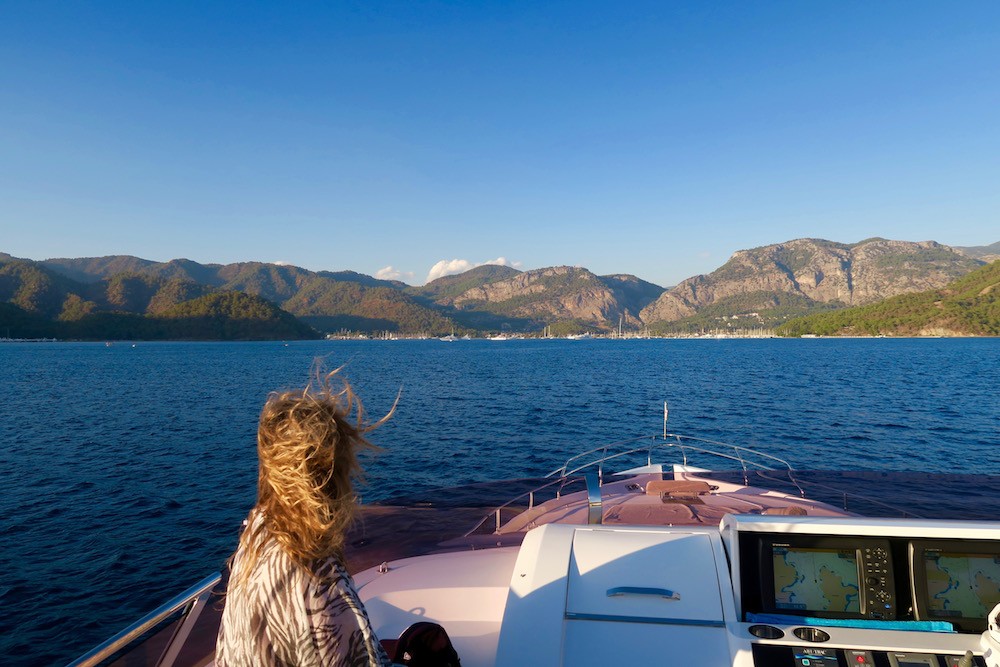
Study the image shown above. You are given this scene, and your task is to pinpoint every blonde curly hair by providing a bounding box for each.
[231,369,393,584]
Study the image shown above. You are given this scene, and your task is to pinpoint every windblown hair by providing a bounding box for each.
[230,369,393,587]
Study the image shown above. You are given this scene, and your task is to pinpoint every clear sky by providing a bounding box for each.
[1,2,998,287]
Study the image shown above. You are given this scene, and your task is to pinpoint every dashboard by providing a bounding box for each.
[740,533,999,633]
[721,516,1000,667]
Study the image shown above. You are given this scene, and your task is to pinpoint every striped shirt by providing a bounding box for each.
[217,535,390,667]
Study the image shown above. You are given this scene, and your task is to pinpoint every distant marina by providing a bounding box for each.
[0,337,58,343]
[325,327,782,341]
[320,328,971,341]
[0,330,981,344]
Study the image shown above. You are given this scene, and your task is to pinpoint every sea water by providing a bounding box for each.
[0,338,997,664]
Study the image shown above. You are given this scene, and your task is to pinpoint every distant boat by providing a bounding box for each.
[488,334,510,341]
[565,332,591,340]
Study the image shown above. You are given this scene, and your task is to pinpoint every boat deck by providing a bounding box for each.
[69,467,1000,667]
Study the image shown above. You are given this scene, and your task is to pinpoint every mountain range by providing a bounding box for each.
[954,241,1000,263]
[0,238,996,339]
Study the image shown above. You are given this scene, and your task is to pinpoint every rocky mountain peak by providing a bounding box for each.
[450,265,645,328]
[640,237,984,324]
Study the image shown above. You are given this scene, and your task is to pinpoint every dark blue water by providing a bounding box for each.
[0,338,997,664]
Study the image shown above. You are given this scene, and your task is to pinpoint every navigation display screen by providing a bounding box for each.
[923,550,1000,620]
[773,546,861,613]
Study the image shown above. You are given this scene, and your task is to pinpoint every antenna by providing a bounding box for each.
[663,401,669,438]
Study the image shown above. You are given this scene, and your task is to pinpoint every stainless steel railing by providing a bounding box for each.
[66,572,221,667]
[547,433,803,494]
[465,432,816,536]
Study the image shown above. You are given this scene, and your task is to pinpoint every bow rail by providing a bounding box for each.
[465,432,807,537]
[547,433,804,496]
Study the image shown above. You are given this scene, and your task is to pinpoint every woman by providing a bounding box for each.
[217,371,393,666]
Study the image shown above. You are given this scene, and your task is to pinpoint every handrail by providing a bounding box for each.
[465,474,589,536]
[751,469,921,518]
[66,572,221,667]
[466,432,920,537]
[465,433,804,536]
[547,433,803,496]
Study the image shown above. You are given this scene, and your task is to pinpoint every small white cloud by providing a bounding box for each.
[425,257,522,283]
[376,265,415,282]
[426,259,475,282]
[483,256,523,269]
[273,260,293,266]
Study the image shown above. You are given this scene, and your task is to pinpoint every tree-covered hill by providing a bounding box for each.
[316,270,406,290]
[0,260,92,319]
[153,291,319,340]
[37,254,454,334]
[98,273,214,314]
[650,292,843,334]
[141,258,227,286]
[776,260,1000,336]
[0,257,319,340]
[213,262,317,304]
[42,292,318,341]
[0,302,58,338]
[41,255,162,283]
[216,264,454,334]
[284,281,455,334]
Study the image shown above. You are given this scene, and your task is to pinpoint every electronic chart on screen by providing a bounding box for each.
[772,546,862,613]
[917,546,1000,628]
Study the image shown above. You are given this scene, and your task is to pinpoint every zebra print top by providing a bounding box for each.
[217,533,391,667]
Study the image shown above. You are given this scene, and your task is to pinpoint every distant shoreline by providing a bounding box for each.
[3,334,995,344]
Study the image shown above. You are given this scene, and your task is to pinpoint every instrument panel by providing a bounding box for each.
[721,516,1000,667]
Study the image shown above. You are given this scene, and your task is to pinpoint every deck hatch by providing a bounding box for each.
[565,529,724,624]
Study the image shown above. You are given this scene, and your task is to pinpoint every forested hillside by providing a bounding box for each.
[0,256,319,340]
[776,261,1000,336]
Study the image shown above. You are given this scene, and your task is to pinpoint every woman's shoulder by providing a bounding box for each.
[306,553,357,591]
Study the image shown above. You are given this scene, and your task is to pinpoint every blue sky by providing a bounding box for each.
[2,2,998,287]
